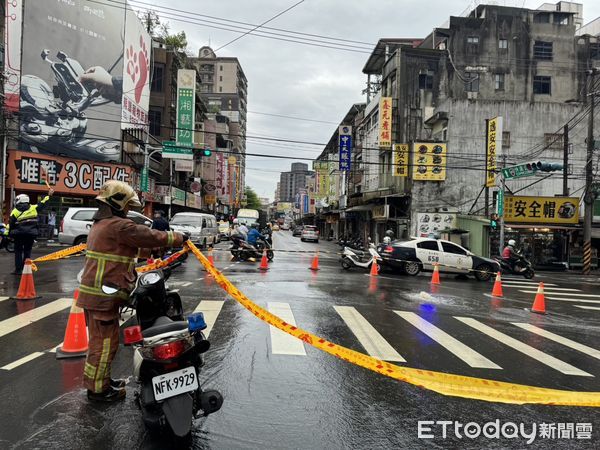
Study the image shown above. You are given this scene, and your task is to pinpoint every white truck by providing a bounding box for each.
[236,208,260,226]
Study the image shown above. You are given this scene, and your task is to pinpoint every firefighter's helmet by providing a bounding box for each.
[96,180,141,211]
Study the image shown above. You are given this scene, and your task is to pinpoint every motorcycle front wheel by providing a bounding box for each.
[524,268,535,279]
[341,257,352,270]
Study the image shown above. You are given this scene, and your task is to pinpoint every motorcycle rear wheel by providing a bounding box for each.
[341,257,352,270]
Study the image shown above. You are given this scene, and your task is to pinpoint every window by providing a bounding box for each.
[151,63,165,92]
[201,218,207,228]
[417,240,440,251]
[467,36,479,44]
[533,76,551,95]
[464,72,479,92]
[498,39,508,49]
[418,71,433,90]
[148,108,162,136]
[502,131,511,148]
[219,86,223,92]
[554,13,569,25]
[72,210,96,221]
[466,36,479,55]
[534,12,550,23]
[495,73,505,91]
[441,242,467,255]
[533,41,553,60]
[219,75,223,82]
[220,65,223,71]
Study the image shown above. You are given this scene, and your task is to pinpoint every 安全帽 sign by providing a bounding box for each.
[504,196,579,224]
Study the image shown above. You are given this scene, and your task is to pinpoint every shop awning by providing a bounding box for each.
[345,205,374,212]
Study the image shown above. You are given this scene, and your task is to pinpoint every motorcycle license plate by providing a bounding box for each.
[152,366,199,401]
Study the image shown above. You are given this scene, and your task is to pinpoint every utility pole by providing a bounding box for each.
[563,124,569,196]
[484,119,490,217]
[498,154,507,256]
[583,68,597,275]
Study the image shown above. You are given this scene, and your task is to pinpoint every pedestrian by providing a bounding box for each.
[151,210,170,232]
[47,208,57,239]
[9,190,54,275]
[77,180,186,402]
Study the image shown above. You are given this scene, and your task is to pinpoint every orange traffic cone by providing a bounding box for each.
[369,259,379,276]
[207,247,215,267]
[56,289,88,359]
[258,250,269,271]
[430,263,441,285]
[309,252,320,271]
[531,282,546,314]
[491,272,504,297]
[13,259,40,300]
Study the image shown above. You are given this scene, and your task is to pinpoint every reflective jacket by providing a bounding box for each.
[9,196,49,237]
[77,213,183,312]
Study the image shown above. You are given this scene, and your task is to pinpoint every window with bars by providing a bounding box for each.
[151,63,164,92]
[534,41,553,61]
[533,76,551,95]
[148,109,162,136]
[498,39,508,49]
[464,72,479,92]
[495,73,505,91]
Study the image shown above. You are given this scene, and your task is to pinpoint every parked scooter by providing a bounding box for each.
[340,241,381,271]
[493,255,535,279]
[108,265,223,440]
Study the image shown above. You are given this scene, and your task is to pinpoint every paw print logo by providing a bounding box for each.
[126,36,149,104]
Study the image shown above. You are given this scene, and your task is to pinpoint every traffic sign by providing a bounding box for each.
[497,189,504,215]
[502,164,535,180]
[162,141,193,160]
[140,167,149,193]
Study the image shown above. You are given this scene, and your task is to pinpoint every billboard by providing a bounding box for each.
[412,143,447,181]
[416,213,457,237]
[392,143,409,177]
[485,117,502,188]
[7,151,132,196]
[12,1,149,163]
[503,196,579,224]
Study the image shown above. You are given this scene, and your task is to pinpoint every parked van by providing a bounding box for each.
[59,207,153,246]
[169,212,219,248]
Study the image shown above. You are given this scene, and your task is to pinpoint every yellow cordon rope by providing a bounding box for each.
[30,243,88,271]
[136,248,189,273]
[185,240,600,407]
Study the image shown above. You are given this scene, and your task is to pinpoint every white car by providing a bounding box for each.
[59,207,152,246]
[377,237,500,281]
[300,225,319,243]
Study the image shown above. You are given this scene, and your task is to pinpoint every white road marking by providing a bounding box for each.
[193,301,225,338]
[501,277,546,282]
[335,307,405,362]
[395,311,499,369]
[267,302,306,356]
[0,298,72,338]
[181,282,193,287]
[455,317,593,377]
[501,280,556,286]
[1,351,45,370]
[544,297,600,304]
[518,290,600,298]
[575,305,600,310]
[512,323,600,360]
[503,284,577,291]
[0,296,10,303]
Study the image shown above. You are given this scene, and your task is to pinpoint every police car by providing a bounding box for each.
[377,237,500,281]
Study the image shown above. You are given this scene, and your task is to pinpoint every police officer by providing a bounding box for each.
[9,190,54,275]
[77,180,186,402]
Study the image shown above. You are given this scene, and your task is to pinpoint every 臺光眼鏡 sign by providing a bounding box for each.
[503,196,579,224]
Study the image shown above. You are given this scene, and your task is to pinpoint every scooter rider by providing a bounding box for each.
[502,239,525,273]
[77,180,186,403]
[247,223,266,248]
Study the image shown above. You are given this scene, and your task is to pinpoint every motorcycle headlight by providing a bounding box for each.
[139,272,161,286]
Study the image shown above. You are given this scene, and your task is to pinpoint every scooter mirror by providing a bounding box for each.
[101,285,120,295]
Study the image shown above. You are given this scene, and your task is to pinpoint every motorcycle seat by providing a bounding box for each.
[143,316,188,338]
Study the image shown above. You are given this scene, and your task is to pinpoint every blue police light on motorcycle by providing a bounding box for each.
[188,312,207,331]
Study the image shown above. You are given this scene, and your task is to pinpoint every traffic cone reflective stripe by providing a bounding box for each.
[430,263,441,285]
[491,272,503,297]
[258,250,269,271]
[531,282,546,314]
[56,289,89,359]
[14,259,39,300]
[309,252,320,271]
[370,259,379,276]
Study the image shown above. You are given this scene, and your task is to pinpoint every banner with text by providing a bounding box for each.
[504,196,579,224]
[176,69,196,149]
[412,143,447,181]
[392,143,409,177]
[338,126,352,172]
[486,117,502,188]
[379,97,392,148]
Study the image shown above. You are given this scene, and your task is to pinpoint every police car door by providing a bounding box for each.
[440,241,473,274]
[415,240,442,270]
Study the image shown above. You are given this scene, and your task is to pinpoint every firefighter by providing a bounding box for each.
[77,180,186,402]
[9,190,54,275]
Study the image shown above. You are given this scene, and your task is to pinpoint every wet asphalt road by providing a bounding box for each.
[0,233,599,449]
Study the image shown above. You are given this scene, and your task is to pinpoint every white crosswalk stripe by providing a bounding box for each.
[543,297,600,304]
[335,306,405,362]
[0,297,10,303]
[519,290,600,298]
[502,280,556,286]
[193,300,225,338]
[267,302,306,355]
[455,317,593,377]
[574,305,600,310]
[512,323,600,360]
[0,298,72,338]
[503,285,578,292]
[395,311,500,369]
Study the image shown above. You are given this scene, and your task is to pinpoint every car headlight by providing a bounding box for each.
[140,272,161,286]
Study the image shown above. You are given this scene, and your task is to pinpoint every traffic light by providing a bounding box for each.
[490,213,499,229]
[525,161,563,172]
[202,147,212,157]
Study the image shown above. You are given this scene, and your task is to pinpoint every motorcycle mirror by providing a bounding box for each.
[101,285,120,295]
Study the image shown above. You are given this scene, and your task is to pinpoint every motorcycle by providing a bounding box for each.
[0,224,14,253]
[340,241,382,271]
[230,235,274,262]
[493,255,535,279]
[106,265,223,440]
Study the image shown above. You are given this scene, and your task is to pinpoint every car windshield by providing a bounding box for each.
[304,226,316,231]
[171,216,202,226]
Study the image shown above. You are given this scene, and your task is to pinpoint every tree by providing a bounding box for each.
[139,10,188,52]
[244,187,262,209]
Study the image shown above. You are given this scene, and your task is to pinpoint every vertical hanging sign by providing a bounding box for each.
[486,116,502,188]
[379,97,393,148]
[176,69,196,149]
[392,144,409,177]
[339,126,352,172]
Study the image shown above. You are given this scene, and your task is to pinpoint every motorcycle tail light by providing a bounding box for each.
[384,246,393,253]
[152,340,187,360]
[123,325,143,345]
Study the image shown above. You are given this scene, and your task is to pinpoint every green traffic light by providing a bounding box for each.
[203,148,212,157]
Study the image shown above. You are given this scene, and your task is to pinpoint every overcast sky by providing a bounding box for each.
[145,0,600,200]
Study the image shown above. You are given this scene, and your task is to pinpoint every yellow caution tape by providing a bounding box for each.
[31,243,88,271]
[186,241,600,407]
[136,248,189,273]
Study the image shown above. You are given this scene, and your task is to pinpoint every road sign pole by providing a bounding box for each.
[498,155,507,256]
